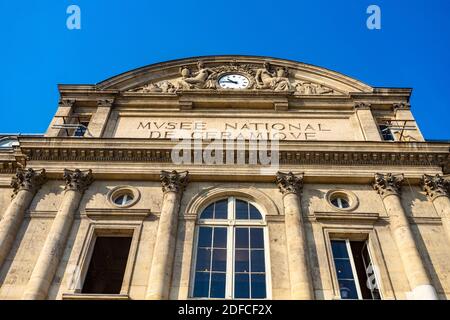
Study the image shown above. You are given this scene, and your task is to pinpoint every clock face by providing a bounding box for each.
[218,74,249,89]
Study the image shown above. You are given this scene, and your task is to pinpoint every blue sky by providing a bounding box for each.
[1,0,449,140]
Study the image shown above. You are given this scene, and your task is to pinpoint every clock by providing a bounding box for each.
[218,74,250,89]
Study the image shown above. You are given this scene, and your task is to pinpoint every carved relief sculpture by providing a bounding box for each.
[131,60,341,95]
[177,61,217,90]
[255,62,291,91]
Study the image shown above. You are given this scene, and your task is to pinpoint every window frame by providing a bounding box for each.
[190,196,272,300]
[62,223,141,300]
[329,237,383,300]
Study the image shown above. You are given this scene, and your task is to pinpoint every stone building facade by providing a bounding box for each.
[0,55,449,300]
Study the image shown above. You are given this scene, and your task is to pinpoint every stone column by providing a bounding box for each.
[393,102,425,141]
[88,99,114,137]
[276,171,314,299]
[145,170,188,300]
[0,168,46,268]
[421,174,450,242]
[354,102,382,141]
[45,99,75,137]
[373,173,438,300]
[22,169,93,300]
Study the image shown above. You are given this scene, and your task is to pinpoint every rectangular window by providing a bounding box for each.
[331,239,381,300]
[378,124,395,141]
[81,236,132,294]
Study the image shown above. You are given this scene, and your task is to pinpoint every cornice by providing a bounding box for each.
[16,139,449,169]
[57,87,412,111]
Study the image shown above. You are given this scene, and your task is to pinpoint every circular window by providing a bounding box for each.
[326,190,359,211]
[113,193,134,206]
[107,186,140,208]
[330,197,350,209]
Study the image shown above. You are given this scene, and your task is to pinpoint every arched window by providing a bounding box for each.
[191,197,269,299]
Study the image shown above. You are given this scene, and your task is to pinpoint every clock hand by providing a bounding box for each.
[226,78,238,84]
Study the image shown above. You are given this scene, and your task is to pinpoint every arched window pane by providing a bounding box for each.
[214,200,228,219]
[200,204,214,219]
[249,203,262,220]
[236,200,249,219]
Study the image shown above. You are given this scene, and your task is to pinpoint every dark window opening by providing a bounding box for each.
[379,124,395,141]
[82,236,132,294]
[331,239,381,300]
[73,121,90,137]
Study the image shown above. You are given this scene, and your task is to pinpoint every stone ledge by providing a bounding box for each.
[62,293,129,300]
[84,208,153,220]
[311,211,380,223]
[408,216,442,225]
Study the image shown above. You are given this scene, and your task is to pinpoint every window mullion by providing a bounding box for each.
[226,197,234,299]
[226,224,234,299]
[208,227,215,298]
[248,227,252,299]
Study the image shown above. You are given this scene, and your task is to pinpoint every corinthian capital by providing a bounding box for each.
[160,170,189,193]
[354,102,371,110]
[63,169,93,192]
[58,99,76,108]
[11,168,47,198]
[276,171,304,195]
[420,174,449,200]
[97,98,114,108]
[373,173,404,198]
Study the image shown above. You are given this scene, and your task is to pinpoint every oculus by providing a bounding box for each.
[326,190,359,211]
[107,186,141,208]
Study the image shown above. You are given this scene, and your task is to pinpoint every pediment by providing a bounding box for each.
[96,55,373,96]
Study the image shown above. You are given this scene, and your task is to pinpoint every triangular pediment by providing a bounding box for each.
[96,55,373,96]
